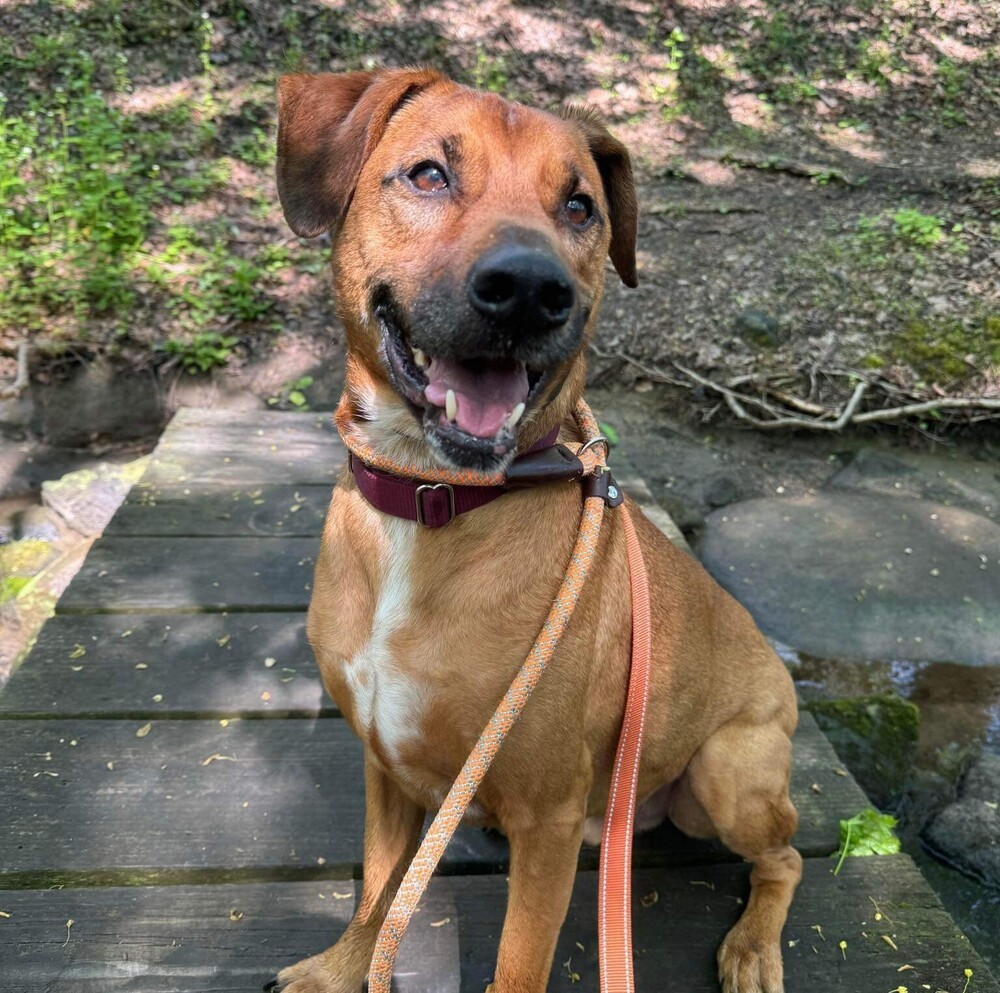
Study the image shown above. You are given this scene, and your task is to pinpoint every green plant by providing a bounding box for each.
[937,58,969,126]
[163,331,238,372]
[662,28,686,73]
[234,127,274,169]
[832,809,900,875]
[0,42,165,328]
[892,208,946,248]
[472,45,509,94]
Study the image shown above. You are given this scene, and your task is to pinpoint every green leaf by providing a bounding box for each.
[598,422,620,447]
[832,808,900,874]
[288,390,307,407]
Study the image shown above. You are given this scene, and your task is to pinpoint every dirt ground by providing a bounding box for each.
[1,0,998,437]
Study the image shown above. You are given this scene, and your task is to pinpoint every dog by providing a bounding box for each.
[272,68,801,993]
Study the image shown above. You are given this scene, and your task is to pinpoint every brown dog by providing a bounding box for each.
[273,68,801,993]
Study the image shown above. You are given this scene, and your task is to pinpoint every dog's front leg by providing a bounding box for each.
[274,750,424,993]
[488,802,585,993]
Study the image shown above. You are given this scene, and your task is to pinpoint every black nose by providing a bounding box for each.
[467,242,575,332]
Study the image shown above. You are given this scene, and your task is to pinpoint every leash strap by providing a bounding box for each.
[598,504,652,993]
[357,400,651,993]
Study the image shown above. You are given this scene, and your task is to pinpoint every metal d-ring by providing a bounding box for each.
[578,434,609,457]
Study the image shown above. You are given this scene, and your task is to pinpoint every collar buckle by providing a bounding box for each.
[415,482,456,526]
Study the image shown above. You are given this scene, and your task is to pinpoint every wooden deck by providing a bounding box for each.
[1,409,996,992]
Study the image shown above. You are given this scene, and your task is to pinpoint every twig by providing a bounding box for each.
[589,346,691,388]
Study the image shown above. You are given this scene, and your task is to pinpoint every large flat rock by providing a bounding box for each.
[698,493,1000,665]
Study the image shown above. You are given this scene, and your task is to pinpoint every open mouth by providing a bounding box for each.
[376,296,551,468]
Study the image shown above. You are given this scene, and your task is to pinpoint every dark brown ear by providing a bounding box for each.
[276,68,446,237]
[561,106,638,288]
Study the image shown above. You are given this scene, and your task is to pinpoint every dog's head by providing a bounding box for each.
[277,68,637,473]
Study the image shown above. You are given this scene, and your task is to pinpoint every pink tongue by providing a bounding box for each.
[424,358,529,438]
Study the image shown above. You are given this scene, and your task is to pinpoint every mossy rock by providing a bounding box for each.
[806,694,919,808]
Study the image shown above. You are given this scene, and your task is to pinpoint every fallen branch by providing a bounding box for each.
[852,396,1000,423]
[589,346,691,388]
[676,364,869,430]
[674,363,1000,431]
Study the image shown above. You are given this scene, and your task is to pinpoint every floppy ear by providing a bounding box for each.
[276,68,446,237]
[560,107,638,288]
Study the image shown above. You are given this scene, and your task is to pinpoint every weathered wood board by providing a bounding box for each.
[140,410,343,488]
[0,857,993,993]
[0,715,866,884]
[0,613,334,719]
[56,538,319,613]
[105,483,332,537]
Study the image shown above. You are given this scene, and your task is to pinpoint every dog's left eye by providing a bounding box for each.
[408,162,448,194]
[565,193,593,227]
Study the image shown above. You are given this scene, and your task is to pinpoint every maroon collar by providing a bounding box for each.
[349,427,574,527]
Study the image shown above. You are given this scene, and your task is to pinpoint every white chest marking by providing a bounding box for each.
[343,515,428,764]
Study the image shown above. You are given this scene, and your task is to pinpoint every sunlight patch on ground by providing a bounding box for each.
[724,92,776,133]
[963,158,1000,178]
[815,124,887,164]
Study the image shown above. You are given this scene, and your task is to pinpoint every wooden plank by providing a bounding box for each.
[0,715,866,884]
[105,483,332,537]
[0,614,335,719]
[55,537,318,613]
[141,410,342,487]
[0,857,995,992]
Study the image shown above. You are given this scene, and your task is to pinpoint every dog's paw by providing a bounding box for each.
[717,925,784,993]
[268,953,363,993]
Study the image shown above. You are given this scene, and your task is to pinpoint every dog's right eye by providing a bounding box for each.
[407,162,448,194]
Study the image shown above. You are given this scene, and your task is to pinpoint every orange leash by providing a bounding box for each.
[598,505,652,993]
[347,400,651,993]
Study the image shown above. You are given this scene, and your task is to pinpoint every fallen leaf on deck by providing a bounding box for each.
[202,754,236,766]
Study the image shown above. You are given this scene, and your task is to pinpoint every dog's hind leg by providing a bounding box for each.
[274,751,424,993]
[669,716,802,993]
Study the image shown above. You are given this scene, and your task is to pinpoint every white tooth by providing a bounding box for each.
[445,389,457,422]
[507,402,525,428]
[413,347,428,369]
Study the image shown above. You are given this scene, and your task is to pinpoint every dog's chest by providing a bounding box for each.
[340,516,429,767]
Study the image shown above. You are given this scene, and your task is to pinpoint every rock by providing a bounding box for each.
[806,695,918,807]
[659,493,705,533]
[15,505,61,543]
[924,754,1000,887]
[697,493,1000,664]
[31,360,163,447]
[42,458,149,537]
[735,308,786,348]
[827,446,999,524]
[703,473,741,509]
